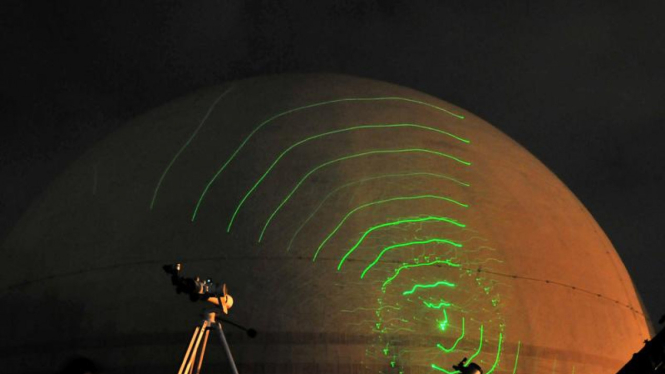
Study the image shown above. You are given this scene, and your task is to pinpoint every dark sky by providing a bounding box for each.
[2,1,664,324]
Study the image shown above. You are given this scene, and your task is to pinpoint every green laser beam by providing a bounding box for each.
[376,304,402,312]
[485,332,504,374]
[437,317,465,353]
[150,86,234,210]
[424,300,453,309]
[191,96,465,221]
[432,364,460,374]
[361,238,461,278]
[227,123,470,233]
[382,259,460,290]
[317,196,467,261]
[402,280,456,295]
[512,341,521,374]
[287,171,469,252]
[337,215,465,270]
[261,149,470,240]
[439,309,449,331]
[465,325,484,366]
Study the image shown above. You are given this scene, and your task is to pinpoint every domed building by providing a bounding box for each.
[0,74,650,373]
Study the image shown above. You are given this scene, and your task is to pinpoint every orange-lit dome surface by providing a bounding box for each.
[1,74,650,373]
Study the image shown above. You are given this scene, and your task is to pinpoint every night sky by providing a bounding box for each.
[2,1,664,325]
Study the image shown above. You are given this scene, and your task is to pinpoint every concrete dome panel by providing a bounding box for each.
[1,74,649,373]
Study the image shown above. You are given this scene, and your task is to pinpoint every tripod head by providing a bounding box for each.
[163,263,234,314]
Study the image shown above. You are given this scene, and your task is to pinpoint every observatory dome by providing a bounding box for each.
[1,74,650,374]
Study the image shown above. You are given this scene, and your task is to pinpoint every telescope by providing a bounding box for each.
[163,263,241,374]
[163,263,234,313]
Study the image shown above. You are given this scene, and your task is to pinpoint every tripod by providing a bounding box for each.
[163,264,245,374]
[177,308,239,374]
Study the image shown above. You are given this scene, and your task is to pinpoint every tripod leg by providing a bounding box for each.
[185,321,209,374]
[178,326,202,374]
[214,322,239,374]
[193,327,211,374]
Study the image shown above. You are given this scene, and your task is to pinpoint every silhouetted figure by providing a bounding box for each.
[616,314,665,374]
